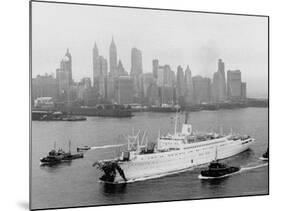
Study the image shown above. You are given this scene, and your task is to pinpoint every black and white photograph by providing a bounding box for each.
[30,1,269,210]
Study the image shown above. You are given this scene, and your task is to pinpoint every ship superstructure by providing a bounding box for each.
[94,113,254,183]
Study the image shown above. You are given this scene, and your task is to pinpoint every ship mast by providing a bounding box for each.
[215,147,218,161]
[69,140,71,153]
[174,111,178,135]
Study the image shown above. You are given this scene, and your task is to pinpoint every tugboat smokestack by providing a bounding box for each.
[185,112,189,124]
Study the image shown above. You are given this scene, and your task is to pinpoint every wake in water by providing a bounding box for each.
[240,162,268,172]
[90,144,125,150]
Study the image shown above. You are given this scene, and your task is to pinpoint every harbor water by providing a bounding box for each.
[31,107,269,210]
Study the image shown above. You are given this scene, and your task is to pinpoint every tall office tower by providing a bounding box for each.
[227,70,242,100]
[115,76,135,104]
[131,47,143,98]
[77,77,92,101]
[157,65,174,87]
[217,59,227,101]
[59,48,72,84]
[152,59,159,79]
[211,72,220,102]
[56,49,73,101]
[184,65,194,105]
[156,65,175,105]
[156,66,165,87]
[167,66,176,87]
[97,56,108,76]
[146,82,159,105]
[141,73,154,98]
[56,67,70,101]
[176,66,185,101]
[96,56,108,98]
[192,76,212,104]
[131,47,143,76]
[92,42,99,86]
[109,37,118,77]
[241,82,247,99]
[106,76,115,102]
[117,60,128,76]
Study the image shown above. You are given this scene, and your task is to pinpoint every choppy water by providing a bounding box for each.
[31,108,269,210]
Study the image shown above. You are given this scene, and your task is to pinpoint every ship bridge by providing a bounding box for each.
[157,112,193,151]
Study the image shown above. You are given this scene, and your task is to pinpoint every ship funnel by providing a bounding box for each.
[181,124,192,135]
[181,112,192,135]
[184,112,189,124]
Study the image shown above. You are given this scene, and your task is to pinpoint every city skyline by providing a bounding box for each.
[32,47,249,106]
[32,2,268,98]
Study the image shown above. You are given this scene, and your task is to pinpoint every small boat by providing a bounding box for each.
[40,141,83,166]
[199,148,240,179]
[40,149,66,165]
[62,116,87,121]
[260,148,269,161]
[77,146,91,152]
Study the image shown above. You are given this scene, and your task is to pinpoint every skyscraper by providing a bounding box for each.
[211,59,227,102]
[115,76,134,104]
[227,70,247,100]
[156,65,174,87]
[92,42,99,85]
[56,49,72,100]
[141,73,154,98]
[156,64,175,105]
[65,49,72,84]
[106,76,115,101]
[146,82,159,105]
[97,56,108,76]
[184,65,194,105]
[227,70,242,99]
[131,47,143,99]
[59,48,72,84]
[131,47,143,76]
[117,60,128,76]
[211,72,220,102]
[217,59,227,101]
[96,56,108,98]
[176,66,185,100]
[241,82,247,99]
[192,76,211,104]
[109,37,117,77]
[152,59,159,79]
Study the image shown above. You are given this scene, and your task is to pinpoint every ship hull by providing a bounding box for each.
[107,138,254,183]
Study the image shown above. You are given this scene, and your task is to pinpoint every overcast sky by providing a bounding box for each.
[32,2,268,98]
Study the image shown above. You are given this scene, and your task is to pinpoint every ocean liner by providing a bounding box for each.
[93,113,255,183]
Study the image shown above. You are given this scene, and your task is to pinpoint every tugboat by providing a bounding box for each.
[260,148,269,161]
[40,148,66,165]
[199,149,240,179]
[32,110,87,121]
[40,141,83,166]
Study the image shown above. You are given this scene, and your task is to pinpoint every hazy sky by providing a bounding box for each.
[32,2,268,97]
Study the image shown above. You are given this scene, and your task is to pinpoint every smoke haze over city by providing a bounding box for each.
[32,2,268,98]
